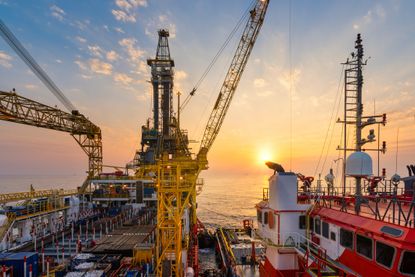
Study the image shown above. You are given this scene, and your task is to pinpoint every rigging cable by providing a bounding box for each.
[313,64,345,177]
[179,0,255,111]
[289,0,293,171]
[319,66,345,176]
[395,128,400,173]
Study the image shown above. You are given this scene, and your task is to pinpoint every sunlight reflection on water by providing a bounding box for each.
[0,173,270,228]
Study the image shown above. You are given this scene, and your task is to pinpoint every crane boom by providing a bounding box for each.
[199,0,269,156]
[0,90,102,192]
[0,19,76,112]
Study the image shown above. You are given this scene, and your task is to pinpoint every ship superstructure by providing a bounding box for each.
[256,34,415,277]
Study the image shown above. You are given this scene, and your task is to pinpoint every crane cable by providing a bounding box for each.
[179,0,255,112]
[0,19,76,113]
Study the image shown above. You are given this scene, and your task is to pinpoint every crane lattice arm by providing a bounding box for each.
[198,0,269,159]
[0,19,76,112]
[0,90,102,192]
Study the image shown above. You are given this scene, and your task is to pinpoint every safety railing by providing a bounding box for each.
[299,190,415,228]
[0,189,78,204]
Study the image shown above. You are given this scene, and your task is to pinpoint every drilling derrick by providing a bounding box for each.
[138,29,182,166]
[132,1,269,275]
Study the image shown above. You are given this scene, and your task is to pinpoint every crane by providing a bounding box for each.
[197,0,269,165]
[0,19,102,193]
[0,90,102,192]
[149,0,270,275]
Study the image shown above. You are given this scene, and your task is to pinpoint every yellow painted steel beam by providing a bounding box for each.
[0,189,78,204]
[0,90,102,190]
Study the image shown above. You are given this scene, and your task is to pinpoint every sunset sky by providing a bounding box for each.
[0,0,414,186]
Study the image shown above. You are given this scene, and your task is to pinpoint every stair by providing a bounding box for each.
[0,214,15,244]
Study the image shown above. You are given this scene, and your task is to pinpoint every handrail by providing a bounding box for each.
[299,191,415,228]
[0,189,78,204]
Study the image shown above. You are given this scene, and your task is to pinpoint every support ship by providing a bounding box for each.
[1,1,415,277]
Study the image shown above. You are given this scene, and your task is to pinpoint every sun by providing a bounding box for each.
[258,148,273,165]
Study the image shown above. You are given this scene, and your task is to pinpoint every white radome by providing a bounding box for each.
[346,151,373,177]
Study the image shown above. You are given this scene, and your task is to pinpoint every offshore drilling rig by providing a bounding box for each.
[132,0,270,275]
[0,0,269,275]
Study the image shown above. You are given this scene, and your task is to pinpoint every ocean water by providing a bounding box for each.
[0,173,269,228]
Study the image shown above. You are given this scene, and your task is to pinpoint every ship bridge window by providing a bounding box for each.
[264,211,269,225]
[400,251,415,275]
[299,215,306,229]
[309,217,314,232]
[257,209,262,224]
[340,228,353,250]
[322,221,329,239]
[376,241,395,269]
[380,226,403,238]
[356,234,373,259]
[314,218,321,235]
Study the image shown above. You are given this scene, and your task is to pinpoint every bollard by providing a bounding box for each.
[24,256,27,277]
[56,242,60,264]
[2,265,6,277]
[29,264,32,277]
[71,222,74,241]
[41,240,45,273]
[46,257,50,277]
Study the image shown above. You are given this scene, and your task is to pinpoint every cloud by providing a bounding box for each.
[89,59,113,75]
[50,5,65,21]
[0,51,12,68]
[55,59,62,63]
[119,38,145,62]
[74,60,87,70]
[256,90,273,97]
[278,68,301,91]
[88,45,103,57]
[81,74,92,79]
[354,4,386,30]
[114,27,125,34]
[75,36,87,43]
[115,0,147,10]
[133,60,148,75]
[24,84,38,90]
[253,78,266,88]
[106,50,119,61]
[71,20,89,31]
[75,59,112,76]
[145,14,177,38]
[175,70,187,80]
[113,73,134,85]
[112,10,136,23]
[111,0,147,23]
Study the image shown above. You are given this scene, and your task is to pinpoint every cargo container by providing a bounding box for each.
[0,252,38,277]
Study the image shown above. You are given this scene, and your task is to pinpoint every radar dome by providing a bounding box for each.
[346,152,373,177]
